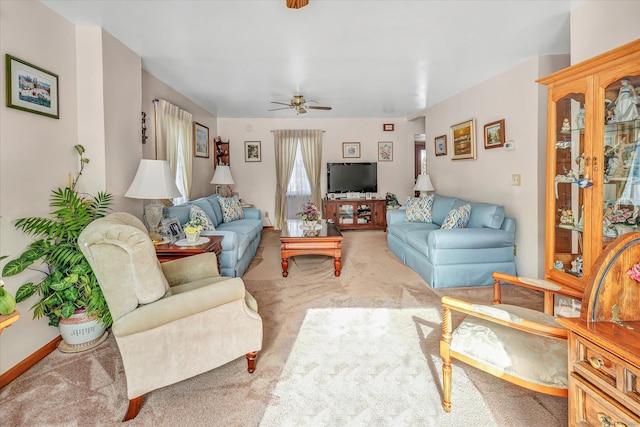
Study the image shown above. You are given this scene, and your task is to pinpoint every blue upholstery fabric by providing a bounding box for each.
[164,196,263,277]
[386,194,516,288]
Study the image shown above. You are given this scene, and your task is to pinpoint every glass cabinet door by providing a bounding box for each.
[552,92,586,279]
[601,75,640,246]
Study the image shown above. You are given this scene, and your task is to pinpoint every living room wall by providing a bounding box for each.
[217,117,414,223]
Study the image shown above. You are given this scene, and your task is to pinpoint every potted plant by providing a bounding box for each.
[2,145,113,351]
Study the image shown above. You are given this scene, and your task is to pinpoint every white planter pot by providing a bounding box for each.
[58,310,108,353]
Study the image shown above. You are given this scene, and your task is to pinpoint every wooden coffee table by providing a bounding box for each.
[280,220,343,277]
[155,235,224,273]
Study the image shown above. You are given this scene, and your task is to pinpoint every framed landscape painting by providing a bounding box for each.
[450,119,476,160]
[343,142,361,158]
[6,54,59,119]
[193,122,210,157]
[244,141,261,162]
[378,141,393,161]
[434,135,447,156]
[484,119,505,149]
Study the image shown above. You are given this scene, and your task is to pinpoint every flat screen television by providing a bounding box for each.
[327,162,377,193]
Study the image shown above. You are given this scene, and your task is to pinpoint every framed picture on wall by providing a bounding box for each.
[193,122,210,158]
[343,142,361,158]
[434,135,447,156]
[244,141,261,162]
[450,119,476,160]
[6,54,59,119]
[484,119,505,149]
[378,141,393,161]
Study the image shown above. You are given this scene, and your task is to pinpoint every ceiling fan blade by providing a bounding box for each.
[308,106,332,110]
[268,107,293,111]
[271,101,292,107]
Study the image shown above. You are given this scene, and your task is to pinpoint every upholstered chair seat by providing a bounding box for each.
[78,212,262,421]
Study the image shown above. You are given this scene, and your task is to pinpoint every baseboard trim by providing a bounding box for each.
[0,335,62,389]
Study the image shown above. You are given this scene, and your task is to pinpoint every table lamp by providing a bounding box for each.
[125,159,181,241]
[210,165,235,197]
[414,174,435,197]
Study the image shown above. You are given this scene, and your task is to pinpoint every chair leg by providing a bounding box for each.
[246,351,258,373]
[440,306,453,412]
[123,396,143,421]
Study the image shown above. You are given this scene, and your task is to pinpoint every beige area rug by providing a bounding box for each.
[0,230,567,426]
[259,307,496,426]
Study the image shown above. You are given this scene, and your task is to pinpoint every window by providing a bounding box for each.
[286,141,311,219]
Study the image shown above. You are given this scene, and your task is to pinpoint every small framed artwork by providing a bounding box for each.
[484,119,505,149]
[383,123,394,131]
[343,142,361,158]
[328,193,336,200]
[434,135,447,156]
[365,192,373,200]
[161,217,185,243]
[378,141,393,161]
[6,54,59,119]
[194,122,210,158]
[244,141,261,162]
[450,119,476,160]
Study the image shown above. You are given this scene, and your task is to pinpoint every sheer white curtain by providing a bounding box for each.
[299,129,323,208]
[155,99,193,204]
[286,143,312,219]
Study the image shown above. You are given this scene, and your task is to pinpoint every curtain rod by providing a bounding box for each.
[270,130,325,132]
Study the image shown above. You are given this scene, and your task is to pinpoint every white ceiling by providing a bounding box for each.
[41,0,584,119]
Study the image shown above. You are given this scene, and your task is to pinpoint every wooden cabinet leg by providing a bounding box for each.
[334,257,341,277]
[281,258,289,277]
[124,396,143,421]
[246,351,257,373]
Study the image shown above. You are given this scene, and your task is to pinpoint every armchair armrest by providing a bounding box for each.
[386,208,407,225]
[113,277,247,337]
[441,295,567,339]
[161,253,220,287]
[492,271,583,315]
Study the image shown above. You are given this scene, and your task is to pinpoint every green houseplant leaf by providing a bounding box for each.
[3,145,113,328]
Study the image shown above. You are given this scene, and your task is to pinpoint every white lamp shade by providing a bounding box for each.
[125,159,182,199]
[210,165,235,185]
[414,174,434,192]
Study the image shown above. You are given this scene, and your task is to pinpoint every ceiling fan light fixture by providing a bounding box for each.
[286,0,309,9]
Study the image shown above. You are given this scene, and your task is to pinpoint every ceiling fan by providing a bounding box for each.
[269,94,332,115]
[286,0,309,9]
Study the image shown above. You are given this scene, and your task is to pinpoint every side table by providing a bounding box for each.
[155,236,224,273]
[0,310,20,335]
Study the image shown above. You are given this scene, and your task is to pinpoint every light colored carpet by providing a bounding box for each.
[0,229,567,426]
[259,307,496,426]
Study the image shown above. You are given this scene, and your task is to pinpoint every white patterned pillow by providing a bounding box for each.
[405,194,434,223]
[441,204,471,229]
[217,196,244,223]
[189,205,215,231]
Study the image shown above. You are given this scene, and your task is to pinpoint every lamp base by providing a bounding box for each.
[144,200,164,242]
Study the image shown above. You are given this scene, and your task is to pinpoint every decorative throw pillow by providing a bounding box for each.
[405,194,434,223]
[441,204,471,229]
[189,205,216,231]
[217,196,244,223]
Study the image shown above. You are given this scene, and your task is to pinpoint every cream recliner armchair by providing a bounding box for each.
[78,212,262,421]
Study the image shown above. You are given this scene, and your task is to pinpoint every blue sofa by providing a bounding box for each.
[163,194,263,277]
[387,194,516,288]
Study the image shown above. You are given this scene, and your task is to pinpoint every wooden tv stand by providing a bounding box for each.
[323,199,387,231]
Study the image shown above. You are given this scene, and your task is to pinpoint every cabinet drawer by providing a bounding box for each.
[570,372,640,426]
[571,335,640,415]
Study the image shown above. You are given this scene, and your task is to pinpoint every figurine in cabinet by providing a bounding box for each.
[561,118,571,132]
[611,78,639,122]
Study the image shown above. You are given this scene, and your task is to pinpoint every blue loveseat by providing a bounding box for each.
[387,194,516,288]
[163,194,263,277]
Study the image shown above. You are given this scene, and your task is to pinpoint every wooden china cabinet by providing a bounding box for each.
[538,39,640,298]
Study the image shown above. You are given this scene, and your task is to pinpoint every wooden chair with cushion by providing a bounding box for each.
[78,212,263,420]
[439,271,583,412]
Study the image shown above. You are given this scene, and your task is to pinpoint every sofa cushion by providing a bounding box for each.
[163,205,190,226]
[467,203,506,229]
[441,204,471,229]
[432,195,459,225]
[189,205,216,231]
[405,194,434,223]
[218,196,245,223]
[205,195,223,227]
